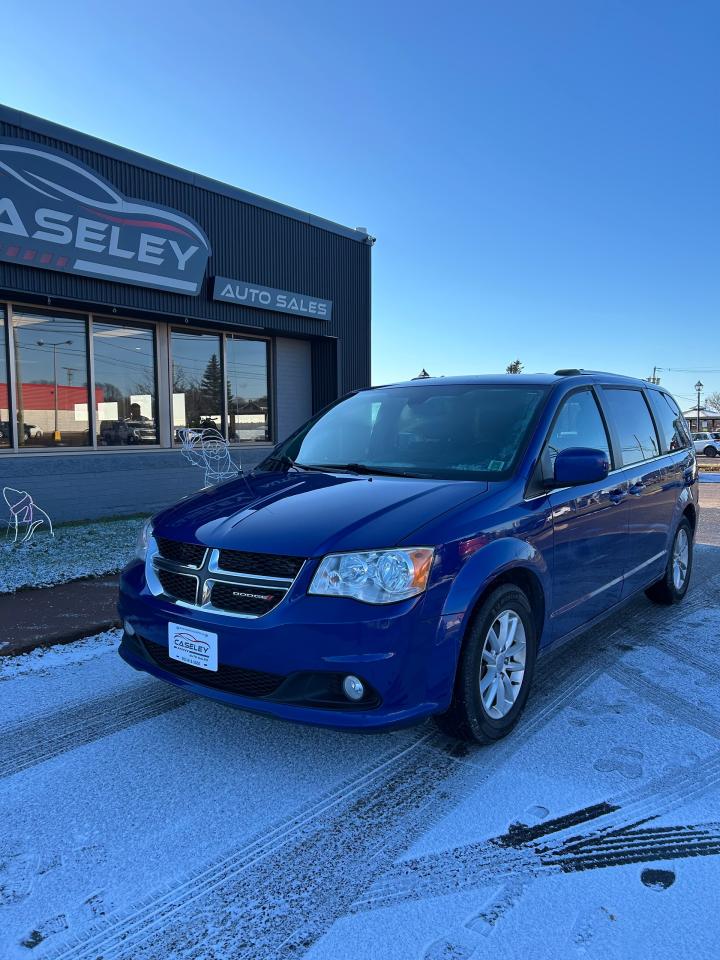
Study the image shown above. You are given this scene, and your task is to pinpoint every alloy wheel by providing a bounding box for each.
[672,527,690,591]
[479,609,527,719]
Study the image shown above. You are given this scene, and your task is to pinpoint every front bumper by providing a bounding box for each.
[118,559,459,731]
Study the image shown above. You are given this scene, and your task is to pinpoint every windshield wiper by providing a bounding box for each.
[261,454,317,473]
[317,462,418,478]
[263,458,422,478]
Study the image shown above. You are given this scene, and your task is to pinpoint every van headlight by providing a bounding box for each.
[309,548,435,604]
[135,518,154,560]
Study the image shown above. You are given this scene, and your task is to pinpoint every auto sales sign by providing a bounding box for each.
[0,139,210,295]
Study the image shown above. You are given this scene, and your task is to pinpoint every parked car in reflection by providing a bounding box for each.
[100,419,157,445]
[23,424,43,440]
[692,432,720,457]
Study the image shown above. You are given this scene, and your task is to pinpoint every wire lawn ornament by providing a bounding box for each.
[178,428,240,487]
[3,487,54,544]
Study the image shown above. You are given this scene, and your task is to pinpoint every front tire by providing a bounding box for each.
[434,584,537,743]
[704,446,717,458]
[645,518,693,605]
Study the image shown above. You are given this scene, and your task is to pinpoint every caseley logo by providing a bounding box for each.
[174,632,210,657]
[0,139,211,295]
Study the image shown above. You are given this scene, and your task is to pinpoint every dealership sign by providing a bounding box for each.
[0,139,210,295]
[213,276,332,320]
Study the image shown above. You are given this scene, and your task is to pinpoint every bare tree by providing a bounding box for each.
[705,391,720,413]
[506,359,523,374]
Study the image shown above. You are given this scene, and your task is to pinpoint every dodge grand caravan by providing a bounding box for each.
[119,371,698,743]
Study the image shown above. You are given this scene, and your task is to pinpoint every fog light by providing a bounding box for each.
[342,675,365,701]
[124,619,136,636]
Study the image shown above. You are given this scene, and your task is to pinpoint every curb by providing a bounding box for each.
[0,620,122,659]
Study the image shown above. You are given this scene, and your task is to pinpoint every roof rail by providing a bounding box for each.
[554,368,631,378]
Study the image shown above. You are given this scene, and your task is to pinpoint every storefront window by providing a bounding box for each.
[0,310,9,448]
[93,322,158,446]
[171,330,223,440]
[226,336,270,442]
[13,311,90,448]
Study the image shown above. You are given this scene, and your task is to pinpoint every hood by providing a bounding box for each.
[153,470,489,557]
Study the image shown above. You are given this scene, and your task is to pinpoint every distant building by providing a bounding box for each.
[682,406,720,432]
[0,106,373,520]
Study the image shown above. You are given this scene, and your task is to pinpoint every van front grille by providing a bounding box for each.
[217,549,305,580]
[150,539,304,618]
[157,568,198,605]
[156,537,207,568]
[209,582,285,616]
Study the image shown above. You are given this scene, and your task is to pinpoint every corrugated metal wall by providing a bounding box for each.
[275,338,313,440]
[0,108,371,407]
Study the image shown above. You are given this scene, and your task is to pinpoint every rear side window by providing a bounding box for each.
[647,391,690,453]
[539,389,611,481]
[603,389,659,465]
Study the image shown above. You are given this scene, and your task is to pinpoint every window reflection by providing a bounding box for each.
[171,330,223,440]
[13,311,90,448]
[94,322,158,445]
[604,389,659,465]
[226,336,270,442]
[0,310,9,447]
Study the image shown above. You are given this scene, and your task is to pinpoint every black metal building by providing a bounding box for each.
[0,105,372,521]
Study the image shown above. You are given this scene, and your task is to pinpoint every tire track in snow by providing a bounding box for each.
[42,731,437,960]
[353,747,720,912]
[38,555,720,959]
[0,682,191,781]
[608,663,720,740]
[349,568,720,922]
[40,629,626,960]
[546,821,720,871]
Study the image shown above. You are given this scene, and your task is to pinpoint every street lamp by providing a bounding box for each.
[36,339,72,442]
[695,380,704,433]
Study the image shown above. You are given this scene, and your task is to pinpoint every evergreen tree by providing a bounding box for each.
[200,354,223,410]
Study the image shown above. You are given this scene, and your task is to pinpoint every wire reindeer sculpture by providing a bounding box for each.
[178,428,240,487]
[3,487,54,544]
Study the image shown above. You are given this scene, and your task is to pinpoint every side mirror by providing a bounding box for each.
[551,447,610,487]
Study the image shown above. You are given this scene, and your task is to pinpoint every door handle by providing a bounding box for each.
[609,487,627,504]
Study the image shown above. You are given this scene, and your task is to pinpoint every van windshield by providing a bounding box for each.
[263,383,549,481]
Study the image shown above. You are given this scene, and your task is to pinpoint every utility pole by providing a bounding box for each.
[37,339,72,442]
[647,366,661,385]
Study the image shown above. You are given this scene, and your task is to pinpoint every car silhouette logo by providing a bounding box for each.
[174,631,210,654]
[0,139,211,294]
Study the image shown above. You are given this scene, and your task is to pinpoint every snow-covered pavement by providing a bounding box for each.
[2,546,720,960]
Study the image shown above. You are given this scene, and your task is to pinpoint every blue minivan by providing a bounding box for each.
[119,371,698,742]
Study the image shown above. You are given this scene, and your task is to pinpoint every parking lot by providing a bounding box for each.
[1,484,718,960]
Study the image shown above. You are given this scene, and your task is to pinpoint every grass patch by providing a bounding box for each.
[0,516,148,594]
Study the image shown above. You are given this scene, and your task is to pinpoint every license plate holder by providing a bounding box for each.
[168,622,218,672]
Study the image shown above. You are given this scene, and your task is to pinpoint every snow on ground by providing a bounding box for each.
[1,546,719,960]
[0,518,145,594]
[0,631,122,726]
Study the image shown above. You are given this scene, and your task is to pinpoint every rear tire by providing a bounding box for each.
[434,585,537,744]
[645,518,693,605]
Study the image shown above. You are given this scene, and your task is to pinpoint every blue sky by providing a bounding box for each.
[4,0,719,408]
